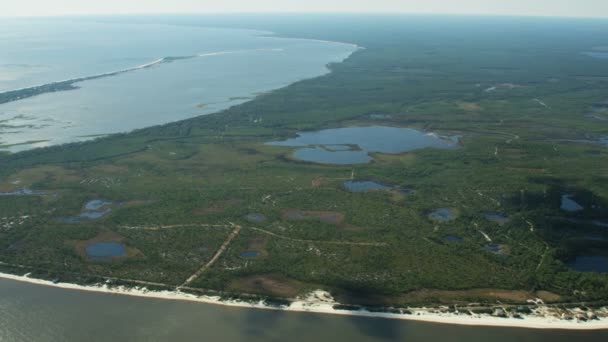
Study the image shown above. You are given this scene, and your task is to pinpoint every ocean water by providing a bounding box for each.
[1,278,608,342]
[0,18,357,151]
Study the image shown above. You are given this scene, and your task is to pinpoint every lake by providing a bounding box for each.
[428,208,457,222]
[267,126,458,164]
[85,242,127,262]
[1,278,608,341]
[60,199,114,222]
[0,18,356,152]
[482,212,509,225]
[343,180,392,192]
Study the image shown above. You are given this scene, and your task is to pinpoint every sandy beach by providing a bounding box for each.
[1,271,607,331]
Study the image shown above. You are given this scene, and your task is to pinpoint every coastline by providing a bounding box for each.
[0,23,360,153]
[2,271,607,331]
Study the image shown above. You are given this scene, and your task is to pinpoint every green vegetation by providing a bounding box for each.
[1,16,607,307]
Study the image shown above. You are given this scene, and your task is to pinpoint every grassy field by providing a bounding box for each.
[0,15,607,307]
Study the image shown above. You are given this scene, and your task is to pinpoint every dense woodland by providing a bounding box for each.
[1,15,608,306]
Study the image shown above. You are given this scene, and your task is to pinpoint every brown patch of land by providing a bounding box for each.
[1,165,80,191]
[457,101,482,111]
[401,289,562,305]
[536,290,562,302]
[311,178,323,187]
[282,209,345,225]
[89,164,130,174]
[247,237,267,250]
[228,274,305,298]
[371,153,416,165]
[336,288,562,307]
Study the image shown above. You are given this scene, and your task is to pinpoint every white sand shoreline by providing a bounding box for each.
[1,271,607,331]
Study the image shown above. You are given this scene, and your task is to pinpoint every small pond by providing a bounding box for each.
[482,211,509,225]
[443,235,463,243]
[283,210,343,224]
[561,195,584,212]
[343,180,391,192]
[484,244,506,255]
[85,242,126,261]
[240,250,260,258]
[592,104,608,112]
[84,199,112,211]
[245,213,266,223]
[79,209,113,219]
[428,208,457,222]
[267,126,459,164]
[567,256,608,273]
[60,199,114,223]
[0,188,43,196]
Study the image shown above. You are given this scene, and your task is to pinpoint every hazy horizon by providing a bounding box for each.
[3,0,608,19]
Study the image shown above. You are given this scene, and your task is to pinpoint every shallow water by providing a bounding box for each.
[245,213,266,223]
[283,210,342,224]
[267,126,458,164]
[0,18,356,152]
[2,277,608,341]
[60,199,114,222]
[240,251,260,258]
[0,188,42,196]
[483,244,505,255]
[443,235,463,243]
[592,104,608,112]
[567,256,608,273]
[561,195,584,212]
[84,199,112,211]
[482,212,509,225]
[343,180,392,192]
[79,208,113,220]
[85,242,126,261]
[428,208,457,222]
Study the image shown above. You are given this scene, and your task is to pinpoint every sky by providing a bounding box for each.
[2,0,608,18]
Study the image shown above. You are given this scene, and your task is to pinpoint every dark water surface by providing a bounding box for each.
[429,208,457,222]
[85,242,127,261]
[267,126,458,164]
[567,256,608,273]
[561,195,584,212]
[1,278,608,341]
[483,212,509,225]
[343,180,392,192]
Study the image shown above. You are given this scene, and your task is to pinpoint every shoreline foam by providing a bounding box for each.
[1,271,607,331]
